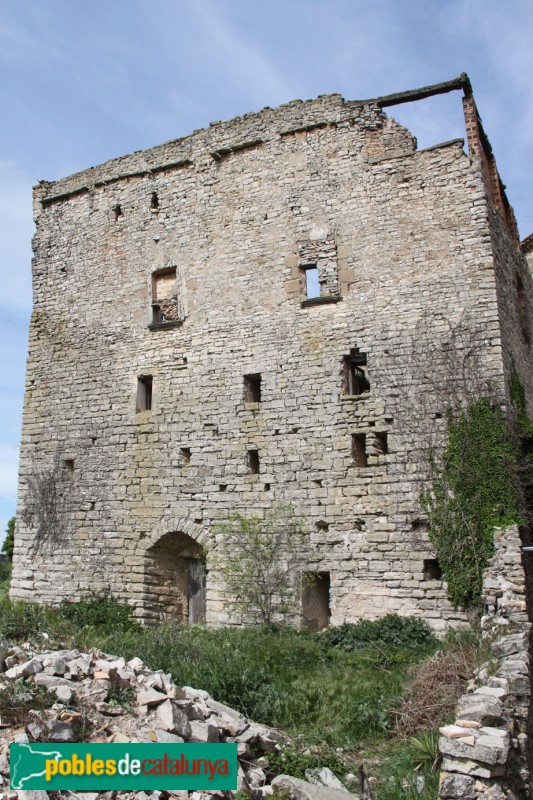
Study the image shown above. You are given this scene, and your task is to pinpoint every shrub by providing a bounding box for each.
[213,505,309,624]
[422,400,522,607]
[59,594,140,632]
[0,596,65,642]
[265,743,346,780]
[324,615,437,653]
[2,517,15,561]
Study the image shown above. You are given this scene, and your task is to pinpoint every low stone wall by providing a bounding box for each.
[438,525,531,800]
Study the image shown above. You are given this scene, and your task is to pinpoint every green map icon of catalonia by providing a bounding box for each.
[10,743,63,789]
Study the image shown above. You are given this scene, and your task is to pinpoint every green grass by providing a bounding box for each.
[0,580,478,798]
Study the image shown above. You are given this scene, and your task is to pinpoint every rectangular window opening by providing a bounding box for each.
[343,349,370,396]
[152,267,178,324]
[244,373,262,402]
[423,559,442,581]
[351,433,367,467]
[64,459,74,478]
[248,449,260,474]
[180,447,191,466]
[302,265,320,299]
[136,375,153,412]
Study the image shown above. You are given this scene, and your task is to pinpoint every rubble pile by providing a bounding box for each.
[0,643,358,800]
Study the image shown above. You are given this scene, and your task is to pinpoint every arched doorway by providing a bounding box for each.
[144,532,206,624]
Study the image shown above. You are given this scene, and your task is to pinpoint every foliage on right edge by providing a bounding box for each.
[421,399,522,608]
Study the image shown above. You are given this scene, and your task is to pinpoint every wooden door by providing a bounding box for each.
[187,558,206,624]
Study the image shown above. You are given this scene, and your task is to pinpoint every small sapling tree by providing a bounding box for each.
[2,517,15,561]
[213,504,310,624]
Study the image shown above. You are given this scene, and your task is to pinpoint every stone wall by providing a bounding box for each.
[438,525,531,800]
[11,87,532,632]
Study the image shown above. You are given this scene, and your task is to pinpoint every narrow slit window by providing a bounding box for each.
[244,373,262,402]
[113,204,122,219]
[180,447,191,465]
[136,375,153,412]
[64,459,74,479]
[351,433,367,467]
[151,192,159,210]
[248,449,260,474]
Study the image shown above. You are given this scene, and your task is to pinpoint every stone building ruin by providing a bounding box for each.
[11,74,533,633]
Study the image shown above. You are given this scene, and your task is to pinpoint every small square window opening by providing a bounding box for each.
[423,559,442,581]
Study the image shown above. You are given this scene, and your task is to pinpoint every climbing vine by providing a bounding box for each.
[421,399,522,608]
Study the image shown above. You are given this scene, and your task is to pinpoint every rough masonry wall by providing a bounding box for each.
[12,93,517,631]
[489,206,533,416]
[439,525,531,800]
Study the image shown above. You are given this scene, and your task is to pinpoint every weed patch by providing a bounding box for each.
[324,615,437,653]
[392,628,486,737]
[59,594,140,632]
[0,678,54,727]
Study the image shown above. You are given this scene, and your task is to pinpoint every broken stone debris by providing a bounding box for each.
[0,643,359,800]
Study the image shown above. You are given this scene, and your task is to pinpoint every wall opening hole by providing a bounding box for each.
[301,265,320,299]
[219,484,227,492]
[152,267,178,324]
[151,192,159,210]
[343,347,370,395]
[136,375,153,412]
[315,520,329,532]
[180,447,191,466]
[354,519,365,531]
[412,518,428,532]
[302,572,331,632]
[247,449,260,474]
[374,432,388,455]
[113,204,123,219]
[64,459,74,478]
[264,483,271,492]
[423,559,442,581]
[244,373,262,402]
[351,433,367,467]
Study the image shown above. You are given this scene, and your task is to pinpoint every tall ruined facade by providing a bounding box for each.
[11,75,533,633]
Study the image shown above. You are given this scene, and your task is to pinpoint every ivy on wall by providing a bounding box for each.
[421,399,522,608]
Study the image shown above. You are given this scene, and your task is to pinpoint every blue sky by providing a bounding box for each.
[0,0,532,542]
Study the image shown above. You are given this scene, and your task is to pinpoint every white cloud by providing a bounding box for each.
[190,1,295,105]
